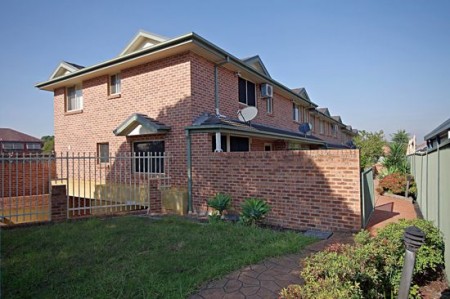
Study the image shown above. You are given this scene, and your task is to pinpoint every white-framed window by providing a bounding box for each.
[66,84,83,111]
[310,115,315,131]
[238,77,256,106]
[266,97,273,114]
[26,143,41,150]
[97,143,109,163]
[332,124,338,137]
[211,135,250,152]
[293,103,299,122]
[109,73,121,95]
[319,120,324,134]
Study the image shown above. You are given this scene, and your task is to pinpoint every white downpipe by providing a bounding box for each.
[215,132,223,152]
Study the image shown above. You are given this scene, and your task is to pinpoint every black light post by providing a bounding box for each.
[398,226,425,299]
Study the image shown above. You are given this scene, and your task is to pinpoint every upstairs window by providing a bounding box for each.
[238,77,256,106]
[319,120,324,134]
[109,73,121,95]
[332,124,338,137]
[66,84,83,112]
[293,103,299,122]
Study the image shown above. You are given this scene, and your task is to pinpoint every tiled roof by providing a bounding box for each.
[64,61,85,70]
[0,128,41,143]
[192,114,324,144]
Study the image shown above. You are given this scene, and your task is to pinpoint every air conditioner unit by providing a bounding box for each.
[260,83,273,98]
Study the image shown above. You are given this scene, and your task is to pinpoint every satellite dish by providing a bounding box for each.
[298,123,312,135]
[238,106,258,122]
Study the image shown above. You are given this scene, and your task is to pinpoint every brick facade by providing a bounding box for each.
[191,150,361,232]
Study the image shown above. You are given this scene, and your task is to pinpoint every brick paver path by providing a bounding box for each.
[189,232,354,299]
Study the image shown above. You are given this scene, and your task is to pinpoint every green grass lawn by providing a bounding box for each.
[1,216,316,299]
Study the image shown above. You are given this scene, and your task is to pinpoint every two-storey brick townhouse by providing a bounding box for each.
[36,30,357,213]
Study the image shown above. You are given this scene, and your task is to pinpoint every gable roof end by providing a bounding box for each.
[49,61,85,80]
[113,113,171,136]
[332,116,342,123]
[119,30,169,56]
[317,108,330,117]
[292,88,311,102]
[241,55,271,78]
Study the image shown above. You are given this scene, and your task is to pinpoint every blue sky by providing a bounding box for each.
[1,0,449,143]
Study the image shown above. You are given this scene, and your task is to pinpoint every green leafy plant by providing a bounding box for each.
[353,130,386,169]
[378,172,407,195]
[207,193,231,216]
[239,198,271,226]
[280,219,444,299]
[383,142,409,174]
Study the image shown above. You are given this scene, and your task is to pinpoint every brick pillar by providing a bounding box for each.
[51,185,67,222]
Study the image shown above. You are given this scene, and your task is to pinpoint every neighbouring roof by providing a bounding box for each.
[317,108,331,117]
[0,128,41,143]
[113,113,171,136]
[424,118,450,140]
[291,88,311,103]
[332,116,342,123]
[188,114,325,145]
[241,55,271,78]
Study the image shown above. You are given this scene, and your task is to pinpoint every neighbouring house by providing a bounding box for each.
[0,128,42,154]
[36,30,359,218]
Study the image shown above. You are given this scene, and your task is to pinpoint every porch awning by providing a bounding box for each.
[186,114,326,146]
[113,113,171,136]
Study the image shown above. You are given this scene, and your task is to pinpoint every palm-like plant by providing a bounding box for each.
[383,142,409,174]
[207,193,231,216]
[240,198,271,226]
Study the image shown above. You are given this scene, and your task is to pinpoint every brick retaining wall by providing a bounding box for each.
[192,149,361,231]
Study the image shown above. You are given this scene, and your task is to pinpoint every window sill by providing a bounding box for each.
[267,113,274,117]
[65,109,83,116]
[108,94,121,100]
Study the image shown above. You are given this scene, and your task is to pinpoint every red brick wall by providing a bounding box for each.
[0,160,55,197]
[191,149,361,231]
[54,52,192,187]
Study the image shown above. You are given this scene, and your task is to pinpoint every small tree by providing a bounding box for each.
[353,130,386,169]
[41,135,54,154]
[390,129,409,147]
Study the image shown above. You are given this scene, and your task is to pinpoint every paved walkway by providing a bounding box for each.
[190,191,418,298]
[189,232,354,299]
[366,193,418,235]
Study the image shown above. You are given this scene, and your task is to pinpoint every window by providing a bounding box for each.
[319,120,324,134]
[266,97,273,114]
[66,84,83,111]
[2,143,24,150]
[97,143,109,163]
[238,77,256,106]
[109,73,121,95]
[332,124,338,137]
[264,143,272,151]
[293,103,299,122]
[26,143,41,150]
[310,115,315,131]
[212,135,249,152]
[230,136,249,152]
[133,141,165,173]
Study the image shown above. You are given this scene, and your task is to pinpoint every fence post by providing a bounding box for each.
[51,185,68,222]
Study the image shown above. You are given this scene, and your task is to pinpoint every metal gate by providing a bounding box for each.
[361,167,375,228]
[54,152,170,218]
[0,154,53,225]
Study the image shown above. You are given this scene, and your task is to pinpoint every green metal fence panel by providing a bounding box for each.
[421,155,428,217]
[439,147,450,281]
[361,168,374,228]
[427,153,439,223]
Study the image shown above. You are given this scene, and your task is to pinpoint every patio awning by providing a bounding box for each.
[113,113,171,136]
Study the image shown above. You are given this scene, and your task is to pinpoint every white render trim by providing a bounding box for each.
[119,30,169,56]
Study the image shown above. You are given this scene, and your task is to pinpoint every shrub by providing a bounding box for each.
[207,193,231,216]
[379,172,406,195]
[280,219,444,299]
[239,198,270,226]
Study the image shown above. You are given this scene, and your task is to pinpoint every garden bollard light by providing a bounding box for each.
[398,226,425,299]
